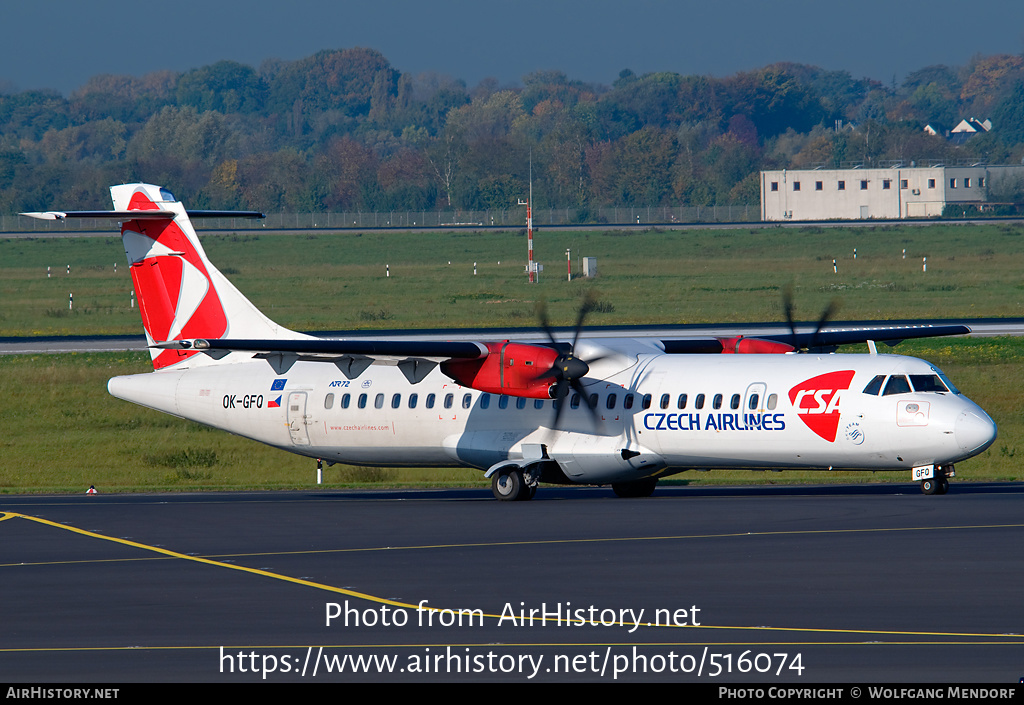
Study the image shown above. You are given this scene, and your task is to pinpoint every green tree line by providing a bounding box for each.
[2,48,1024,216]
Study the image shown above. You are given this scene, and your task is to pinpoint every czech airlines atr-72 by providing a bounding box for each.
[25,184,997,500]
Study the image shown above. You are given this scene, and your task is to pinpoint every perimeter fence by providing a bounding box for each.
[0,204,757,233]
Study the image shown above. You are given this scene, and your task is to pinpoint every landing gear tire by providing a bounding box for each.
[492,468,531,501]
[939,477,950,495]
[921,478,939,495]
[612,478,659,498]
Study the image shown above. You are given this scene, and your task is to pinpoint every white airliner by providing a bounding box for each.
[25,184,997,499]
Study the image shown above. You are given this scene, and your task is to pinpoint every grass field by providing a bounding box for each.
[0,223,1021,493]
[3,222,1024,336]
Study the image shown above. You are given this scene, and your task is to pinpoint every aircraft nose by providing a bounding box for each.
[955,409,997,454]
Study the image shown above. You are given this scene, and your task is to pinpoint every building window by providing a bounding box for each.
[950,178,956,188]
[860,180,868,190]
[964,177,971,188]
[928,179,935,189]
[979,177,985,187]
[771,181,779,191]
[882,179,891,190]
[900,180,908,189]
[837,181,845,190]
[815,181,823,191]
[793,182,800,191]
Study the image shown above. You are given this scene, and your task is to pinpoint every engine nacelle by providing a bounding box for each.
[717,336,796,354]
[441,341,560,398]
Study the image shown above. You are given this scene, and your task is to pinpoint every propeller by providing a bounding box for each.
[534,294,604,430]
[782,284,839,353]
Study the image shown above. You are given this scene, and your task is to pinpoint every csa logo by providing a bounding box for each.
[788,370,856,442]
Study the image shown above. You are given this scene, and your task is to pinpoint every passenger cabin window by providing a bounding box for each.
[767,394,777,410]
[479,394,490,409]
[589,394,598,409]
[534,399,544,410]
[882,375,912,396]
[391,393,401,409]
[464,394,473,409]
[324,393,334,409]
[712,394,723,410]
[642,394,652,409]
[426,393,435,409]
[358,393,367,409]
[862,375,885,396]
[677,394,688,409]
[516,397,527,410]
[444,394,454,409]
[341,393,350,409]
[570,394,581,409]
[660,394,670,410]
[409,393,418,409]
[498,395,509,409]
[375,393,384,409]
[730,394,740,410]
[694,394,705,409]
[747,393,759,411]
[623,394,634,410]
[606,394,617,410]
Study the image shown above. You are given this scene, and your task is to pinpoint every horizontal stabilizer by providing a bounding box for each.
[21,210,265,220]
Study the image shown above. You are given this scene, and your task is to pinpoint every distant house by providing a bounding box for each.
[948,118,992,145]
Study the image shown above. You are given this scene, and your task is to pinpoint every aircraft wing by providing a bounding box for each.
[155,321,971,381]
[661,323,973,354]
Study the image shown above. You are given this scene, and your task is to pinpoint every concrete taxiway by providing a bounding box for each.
[2,484,1024,682]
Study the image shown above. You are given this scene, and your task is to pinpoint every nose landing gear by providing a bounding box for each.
[919,465,953,495]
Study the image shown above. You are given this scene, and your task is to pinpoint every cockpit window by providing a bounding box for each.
[910,375,949,393]
[862,375,885,396]
[882,375,912,396]
[933,368,961,395]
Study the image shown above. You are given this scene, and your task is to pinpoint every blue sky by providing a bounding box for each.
[4,1,1024,94]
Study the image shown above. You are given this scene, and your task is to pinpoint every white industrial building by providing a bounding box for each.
[760,165,1024,221]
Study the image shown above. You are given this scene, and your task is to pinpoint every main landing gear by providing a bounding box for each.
[491,467,537,501]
